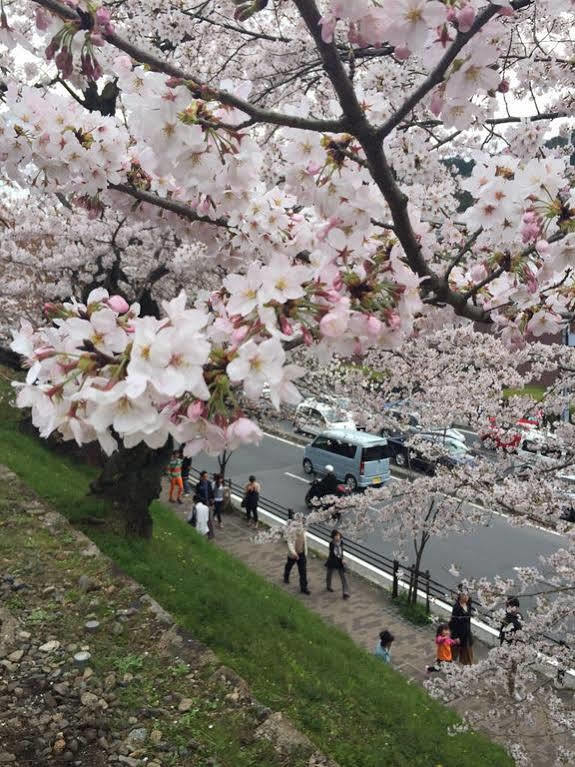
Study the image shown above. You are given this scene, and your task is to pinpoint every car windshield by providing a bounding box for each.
[324,408,347,422]
[447,440,469,457]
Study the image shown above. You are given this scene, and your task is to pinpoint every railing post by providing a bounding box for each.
[392,560,399,598]
[425,570,431,614]
[408,565,415,604]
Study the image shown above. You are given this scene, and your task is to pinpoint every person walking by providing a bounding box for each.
[196,470,215,538]
[242,475,260,528]
[426,624,459,672]
[374,630,394,664]
[283,509,311,595]
[449,592,474,665]
[325,529,350,599]
[168,450,184,504]
[212,474,225,529]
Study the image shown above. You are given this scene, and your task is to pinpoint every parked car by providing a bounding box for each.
[302,429,391,490]
[384,432,474,474]
[380,402,466,444]
[294,399,356,436]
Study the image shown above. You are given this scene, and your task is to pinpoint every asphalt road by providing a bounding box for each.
[192,432,563,592]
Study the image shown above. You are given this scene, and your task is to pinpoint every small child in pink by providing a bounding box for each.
[426,624,459,673]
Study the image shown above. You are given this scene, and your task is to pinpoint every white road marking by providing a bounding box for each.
[263,431,305,449]
[284,471,310,483]
[265,428,564,537]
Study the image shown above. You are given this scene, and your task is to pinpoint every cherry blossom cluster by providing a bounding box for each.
[10,241,421,455]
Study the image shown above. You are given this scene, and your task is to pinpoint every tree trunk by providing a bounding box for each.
[89,441,172,538]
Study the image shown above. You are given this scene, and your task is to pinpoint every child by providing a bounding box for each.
[426,623,459,673]
[168,451,184,504]
[374,630,394,664]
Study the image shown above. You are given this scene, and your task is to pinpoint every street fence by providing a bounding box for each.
[187,468,569,662]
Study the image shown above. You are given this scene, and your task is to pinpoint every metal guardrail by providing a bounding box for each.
[187,468,568,655]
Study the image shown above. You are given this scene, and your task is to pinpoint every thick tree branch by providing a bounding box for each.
[108,183,230,228]
[30,0,347,134]
[291,0,367,129]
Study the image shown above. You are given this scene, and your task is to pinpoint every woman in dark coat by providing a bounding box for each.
[325,529,350,599]
[449,592,474,665]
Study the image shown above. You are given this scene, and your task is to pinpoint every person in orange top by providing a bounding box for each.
[426,624,459,673]
[168,450,184,504]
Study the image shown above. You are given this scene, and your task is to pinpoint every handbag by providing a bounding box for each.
[240,496,247,509]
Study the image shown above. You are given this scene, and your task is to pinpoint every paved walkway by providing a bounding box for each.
[164,491,487,683]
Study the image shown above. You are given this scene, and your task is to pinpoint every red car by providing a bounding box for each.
[480,415,541,450]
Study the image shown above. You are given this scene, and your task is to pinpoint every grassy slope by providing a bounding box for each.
[0,374,511,767]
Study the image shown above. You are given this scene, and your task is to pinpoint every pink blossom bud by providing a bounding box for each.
[34,346,56,361]
[45,39,59,60]
[394,46,411,61]
[187,401,205,422]
[302,327,314,346]
[107,295,130,314]
[497,79,510,94]
[365,315,383,337]
[456,5,475,33]
[446,7,457,22]
[231,325,249,344]
[35,7,51,31]
[498,5,514,16]
[90,32,105,47]
[279,316,294,336]
[429,89,444,117]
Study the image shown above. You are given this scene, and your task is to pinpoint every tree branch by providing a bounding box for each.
[377,0,534,139]
[30,0,348,134]
[108,183,230,228]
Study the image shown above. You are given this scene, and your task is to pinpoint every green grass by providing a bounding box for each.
[0,371,512,767]
[502,385,546,402]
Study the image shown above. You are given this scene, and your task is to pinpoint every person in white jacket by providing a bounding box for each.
[188,496,210,537]
[282,510,310,595]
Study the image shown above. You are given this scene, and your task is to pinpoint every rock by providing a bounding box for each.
[73,651,91,667]
[53,737,66,755]
[254,704,273,722]
[178,698,194,713]
[104,673,116,691]
[43,586,56,596]
[0,755,16,764]
[80,692,99,708]
[53,683,70,696]
[84,620,100,633]
[78,575,100,593]
[126,728,148,749]
[255,712,313,756]
[112,622,124,635]
[7,650,24,663]
[39,640,60,653]
[83,667,94,679]
[117,757,139,766]
[149,730,162,745]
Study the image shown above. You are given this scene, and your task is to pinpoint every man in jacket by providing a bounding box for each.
[499,596,523,645]
[283,510,311,595]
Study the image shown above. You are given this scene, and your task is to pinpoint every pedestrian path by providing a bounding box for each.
[165,491,487,683]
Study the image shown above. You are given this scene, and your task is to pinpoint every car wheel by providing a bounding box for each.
[394,451,408,468]
[344,474,358,492]
[303,458,314,475]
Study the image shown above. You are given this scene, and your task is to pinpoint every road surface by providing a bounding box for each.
[191,432,563,592]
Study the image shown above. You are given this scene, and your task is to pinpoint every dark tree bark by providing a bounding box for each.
[89,440,172,538]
